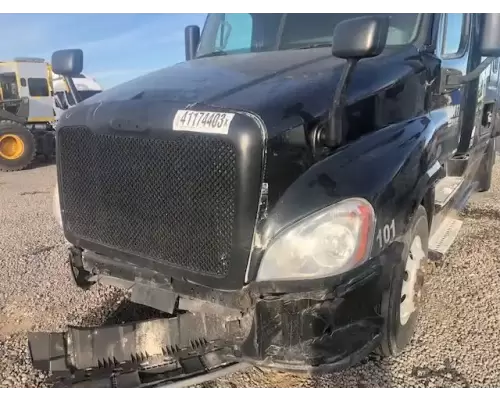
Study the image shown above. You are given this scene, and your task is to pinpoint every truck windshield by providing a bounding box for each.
[197,13,421,57]
[79,90,102,101]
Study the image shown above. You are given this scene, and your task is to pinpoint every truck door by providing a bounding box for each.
[16,61,55,123]
[436,13,494,176]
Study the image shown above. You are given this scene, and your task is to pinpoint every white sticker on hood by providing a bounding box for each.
[173,109,235,134]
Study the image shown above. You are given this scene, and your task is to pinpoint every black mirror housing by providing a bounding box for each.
[51,49,83,77]
[480,13,500,57]
[332,15,389,60]
[185,25,200,61]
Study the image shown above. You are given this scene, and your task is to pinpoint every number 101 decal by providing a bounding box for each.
[376,219,396,248]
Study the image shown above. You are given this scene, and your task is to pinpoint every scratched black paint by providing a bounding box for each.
[55,13,498,291]
[50,13,500,374]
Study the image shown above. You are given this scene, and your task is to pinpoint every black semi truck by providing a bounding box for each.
[28,13,500,387]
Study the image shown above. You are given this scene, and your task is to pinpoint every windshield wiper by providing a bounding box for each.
[196,50,228,59]
[296,43,332,50]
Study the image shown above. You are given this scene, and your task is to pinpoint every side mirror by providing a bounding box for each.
[51,49,83,77]
[321,16,389,149]
[51,49,84,104]
[185,25,200,61]
[332,15,389,60]
[480,13,500,57]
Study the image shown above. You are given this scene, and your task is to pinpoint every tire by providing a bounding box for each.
[477,138,495,192]
[0,120,36,172]
[378,205,429,357]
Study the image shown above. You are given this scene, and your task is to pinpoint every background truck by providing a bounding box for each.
[0,58,56,171]
[29,13,500,387]
[0,58,103,172]
[52,72,102,124]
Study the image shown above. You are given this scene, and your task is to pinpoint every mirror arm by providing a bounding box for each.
[64,77,82,105]
[460,57,495,83]
[324,58,358,147]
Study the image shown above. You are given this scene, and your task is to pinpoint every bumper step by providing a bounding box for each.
[28,312,248,387]
[429,215,463,260]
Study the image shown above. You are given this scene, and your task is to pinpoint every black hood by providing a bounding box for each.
[82,46,421,135]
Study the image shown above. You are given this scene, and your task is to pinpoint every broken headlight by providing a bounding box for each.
[256,198,376,282]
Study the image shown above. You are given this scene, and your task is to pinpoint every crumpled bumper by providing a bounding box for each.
[28,237,404,386]
[28,313,248,387]
[241,294,383,374]
[28,268,385,386]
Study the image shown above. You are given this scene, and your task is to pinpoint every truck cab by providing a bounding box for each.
[28,13,500,387]
[0,58,54,124]
[52,72,103,124]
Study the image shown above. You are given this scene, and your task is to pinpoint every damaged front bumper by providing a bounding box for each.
[28,244,401,386]
[28,314,251,388]
[28,298,381,387]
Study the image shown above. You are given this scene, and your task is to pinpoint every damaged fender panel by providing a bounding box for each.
[241,292,383,373]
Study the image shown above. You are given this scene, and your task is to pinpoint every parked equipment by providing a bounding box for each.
[29,14,500,387]
[0,58,56,171]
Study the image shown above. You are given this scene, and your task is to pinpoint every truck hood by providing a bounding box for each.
[81,47,418,135]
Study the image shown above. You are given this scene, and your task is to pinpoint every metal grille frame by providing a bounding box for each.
[56,115,265,290]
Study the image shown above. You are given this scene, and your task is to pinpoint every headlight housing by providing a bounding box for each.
[256,198,376,282]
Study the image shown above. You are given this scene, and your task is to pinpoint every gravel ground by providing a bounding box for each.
[1,159,500,388]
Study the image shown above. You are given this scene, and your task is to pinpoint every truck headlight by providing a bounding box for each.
[256,198,376,282]
[53,183,63,228]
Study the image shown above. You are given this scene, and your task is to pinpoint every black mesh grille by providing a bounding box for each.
[58,126,239,277]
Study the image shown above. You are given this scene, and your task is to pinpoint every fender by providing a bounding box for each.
[247,111,452,282]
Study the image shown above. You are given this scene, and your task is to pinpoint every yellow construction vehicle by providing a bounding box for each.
[0,57,56,172]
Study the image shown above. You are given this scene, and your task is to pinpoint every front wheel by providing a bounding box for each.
[378,205,429,357]
[0,120,37,172]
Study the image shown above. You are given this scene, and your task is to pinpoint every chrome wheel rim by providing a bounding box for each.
[400,235,426,325]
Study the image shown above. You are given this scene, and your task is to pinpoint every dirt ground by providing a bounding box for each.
[1,159,500,387]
